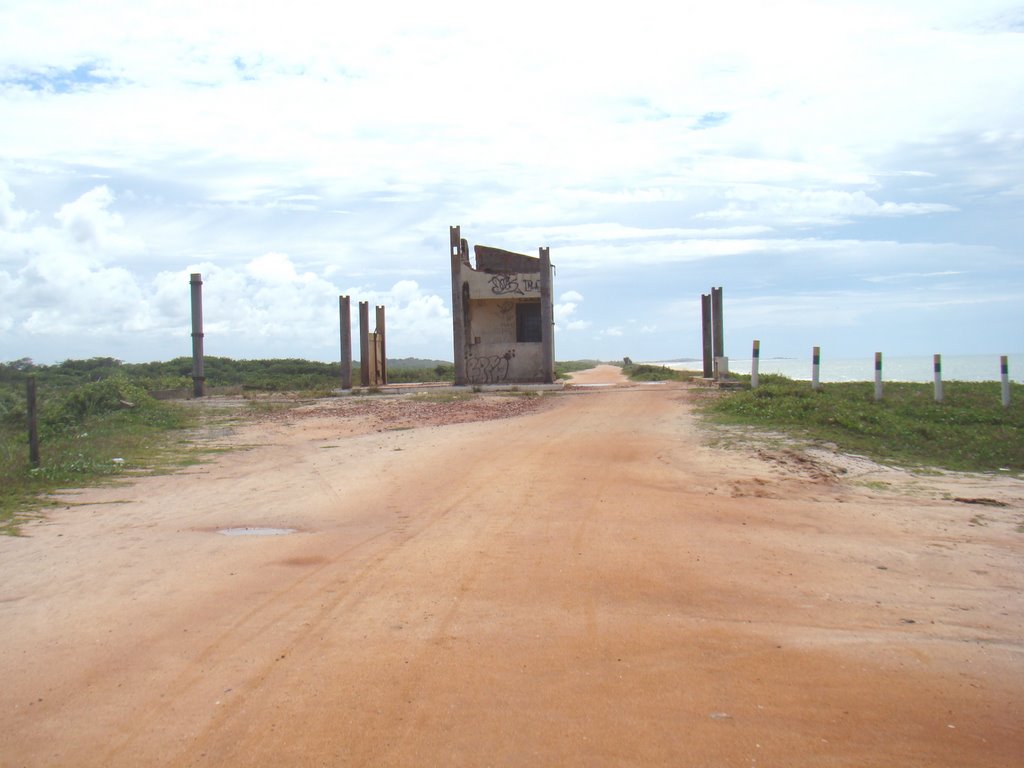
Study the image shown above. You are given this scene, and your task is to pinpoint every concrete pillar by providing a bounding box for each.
[359,301,370,387]
[190,272,205,397]
[701,293,713,378]
[934,354,943,403]
[539,246,554,384]
[711,286,724,361]
[339,295,352,390]
[376,304,387,385]
[450,226,468,386]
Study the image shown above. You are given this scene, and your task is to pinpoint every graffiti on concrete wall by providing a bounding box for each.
[489,275,541,296]
[467,350,515,384]
[489,274,522,295]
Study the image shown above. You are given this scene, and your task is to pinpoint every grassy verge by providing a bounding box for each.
[623,364,698,382]
[0,379,205,535]
[698,374,1024,473]
[555,360,605,378]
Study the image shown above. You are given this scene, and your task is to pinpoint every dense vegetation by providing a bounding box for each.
[700,374,1024,473]
[0,356,454,394]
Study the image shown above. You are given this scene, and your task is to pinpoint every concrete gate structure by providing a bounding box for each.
[449,226,555,386]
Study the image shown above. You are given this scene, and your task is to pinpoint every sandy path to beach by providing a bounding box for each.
[1,365,1021,766]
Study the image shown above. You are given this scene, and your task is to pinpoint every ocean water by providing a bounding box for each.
[656,353,1024,384]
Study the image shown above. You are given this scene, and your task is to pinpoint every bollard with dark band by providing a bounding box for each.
[874,352,883,402]
[751,339,760,389]
[1001,356,1010,408]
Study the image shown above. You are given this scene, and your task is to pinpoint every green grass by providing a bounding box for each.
[623,364,696,382]
[0,378,204,535]
[699,374,1024,473]
[554,360,604,378]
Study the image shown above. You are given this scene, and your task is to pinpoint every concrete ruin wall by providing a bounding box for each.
[450,226,554,386]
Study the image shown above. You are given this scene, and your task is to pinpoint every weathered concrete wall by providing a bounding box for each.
[467,300,515,344]
[463,298,546,383]
[465,342,546,384]
[463,268,542,300]
[474,245,541,274]
[450,227,554,385]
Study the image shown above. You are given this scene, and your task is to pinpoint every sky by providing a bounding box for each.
[1,0,1022,365]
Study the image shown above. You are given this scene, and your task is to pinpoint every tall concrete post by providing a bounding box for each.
[339,295,352,390]
[190,272,205,397]
[375,304,387,385]
[359,301,370,387]
[701,293,713,379]
[711,286,724,362]
[450,226,468,386]
[539,246,554,384]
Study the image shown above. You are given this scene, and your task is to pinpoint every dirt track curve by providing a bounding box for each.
[1,365,1022,766]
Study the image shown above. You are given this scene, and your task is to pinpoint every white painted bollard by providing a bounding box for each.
[1001,355,1010,408]
[934,354,943,403]
[811,346,821,390]
[714,356,730,381]
[874,352,883,402]
[751,339,760,389]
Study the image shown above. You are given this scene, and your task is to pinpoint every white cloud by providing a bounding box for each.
[554,290,589,332]
[0,179,27,230]
[698,186,957,225]
[0,185,453,361]
[246,252,301,283]
[502,223,774,244]
[863,270,965,284]
[1,1,1022,362]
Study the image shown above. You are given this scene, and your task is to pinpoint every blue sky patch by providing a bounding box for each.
[4,62,121,94]
[694,111,730,130]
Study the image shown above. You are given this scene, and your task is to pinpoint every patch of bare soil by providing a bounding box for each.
[265,391,555,429]
[1,377,1021,767]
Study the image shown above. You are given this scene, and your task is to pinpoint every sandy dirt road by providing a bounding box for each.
[1,365,1022,766]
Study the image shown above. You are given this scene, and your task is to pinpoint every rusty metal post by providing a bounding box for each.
[190,273,205,397]
[539,246,554,383]
[27,376,40,467]
[701,293,713,378]
[339,295,352,390]
[359,301,370,387]
[375,304,387,385]
[450,226,468,386]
